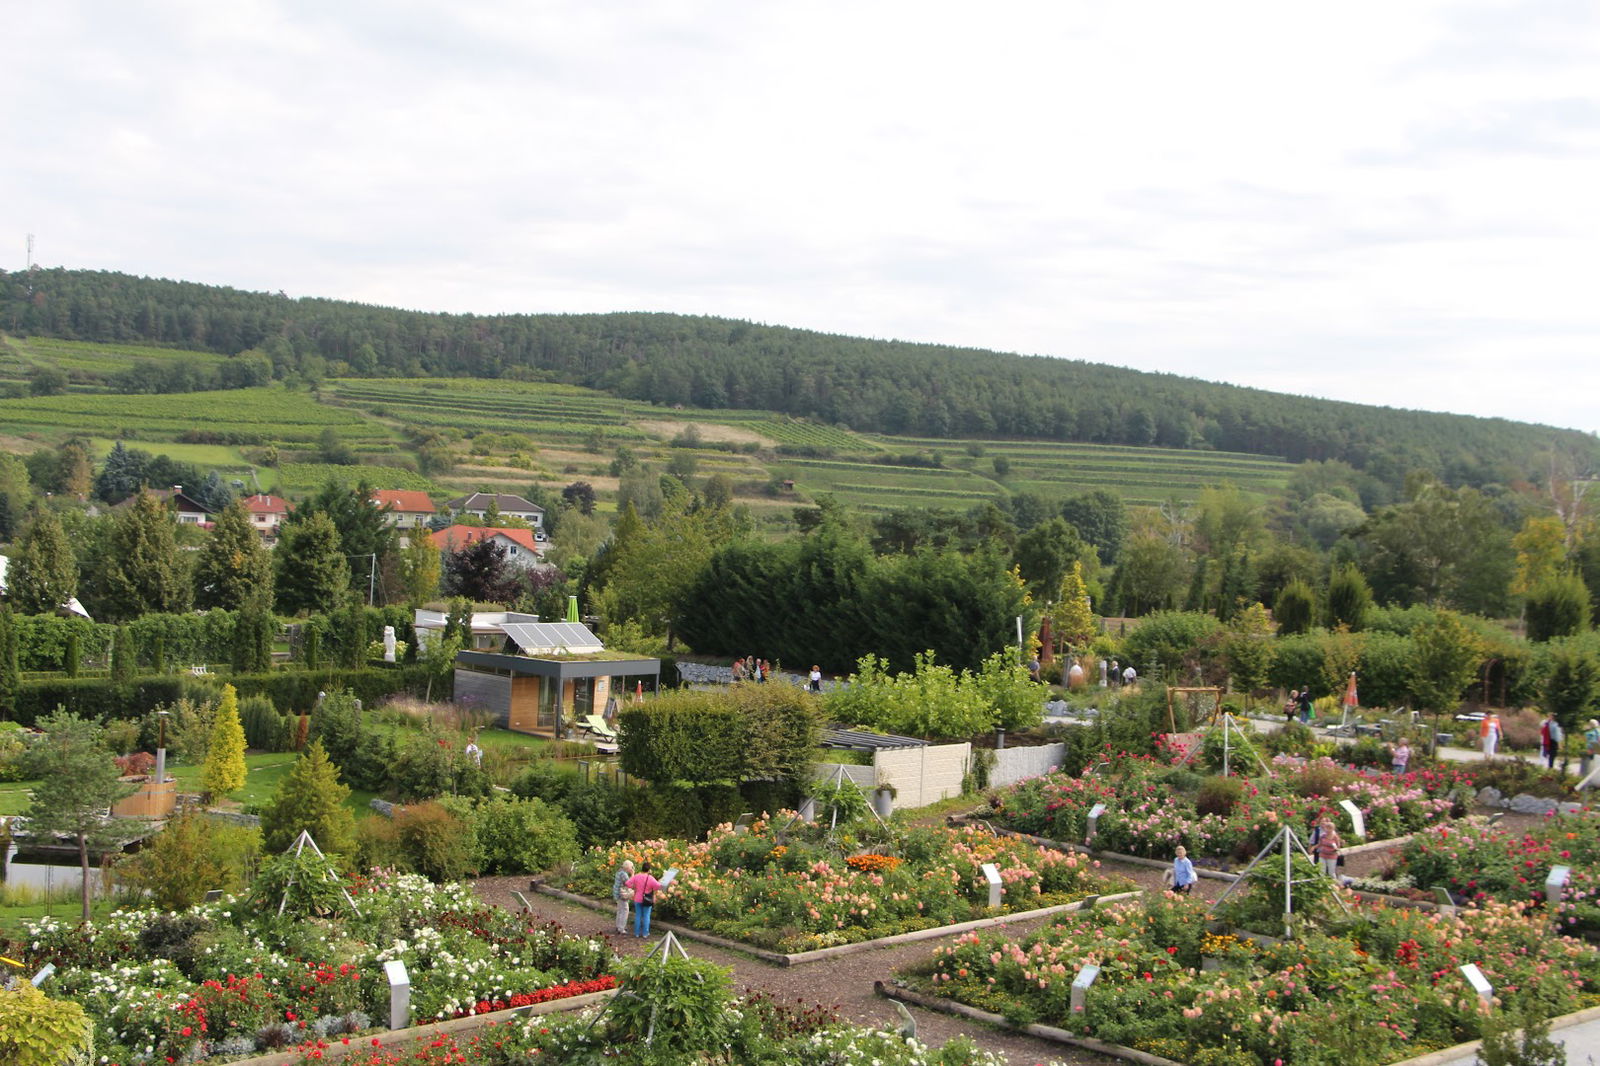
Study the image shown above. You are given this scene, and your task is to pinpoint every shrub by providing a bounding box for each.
[473,795,580,874]
[391,801,474,881]
[239,695,291,751]
[1288,758,1352,798]
[118,810,261,910]
[0,984,94,1066]
[1195,776,1244,817]
[258,740,357,857]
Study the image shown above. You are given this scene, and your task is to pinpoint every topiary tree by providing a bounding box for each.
[1525,573,1592,643]
[202,683,247,798]
[259,739,357,857]
[1274,580,1316,636]
[1324,564,1372,631]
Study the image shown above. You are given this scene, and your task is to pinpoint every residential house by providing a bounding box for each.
[434,524,545,568]
[113,486,213,527]
[371,489,437,547]
[241,493,291,545]
[445,492,545,530]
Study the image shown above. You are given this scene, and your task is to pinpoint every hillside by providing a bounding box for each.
[2,266,1595,501]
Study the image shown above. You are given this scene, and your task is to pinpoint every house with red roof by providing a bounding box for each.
[434,524,546,568]
[240,493,292,545]
[372,489,437,529]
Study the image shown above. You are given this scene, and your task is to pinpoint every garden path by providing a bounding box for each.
[474,872,1175,1065]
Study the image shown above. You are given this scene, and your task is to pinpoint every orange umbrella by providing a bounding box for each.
[1342,672,1359,710]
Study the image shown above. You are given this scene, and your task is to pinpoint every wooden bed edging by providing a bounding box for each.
[530,883,1142,966]
[217,988,618,1066]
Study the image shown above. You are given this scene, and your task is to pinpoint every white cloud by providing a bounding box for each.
[3,0,1597,434]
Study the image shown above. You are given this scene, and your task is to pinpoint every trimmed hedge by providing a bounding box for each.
[11,664,436,726]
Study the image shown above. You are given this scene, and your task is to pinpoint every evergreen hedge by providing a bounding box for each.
[11,664,434,726]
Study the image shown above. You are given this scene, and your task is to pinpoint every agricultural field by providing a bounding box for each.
[0,334,229,382]
[777,455,1004,513]
[0,387,381,444]
[274,462,438,494]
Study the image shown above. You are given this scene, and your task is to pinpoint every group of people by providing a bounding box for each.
[1099,659,1137,688]
[731,657,772,683]
[1282,689,1315,724]
[611,859,662,938]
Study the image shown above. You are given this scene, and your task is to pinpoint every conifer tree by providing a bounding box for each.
[9,506,78,614]
[259,739,356,855]
[0,607,18,720]
[398,528,441,604]
[274,512,350,615]
[195,498,273,610]
[203,683,247,798]
[101,490,190,620]
[1051,561,1097,651]
[1324,564,1373,631]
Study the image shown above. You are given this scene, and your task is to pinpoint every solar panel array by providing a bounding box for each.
[500,621,604,654]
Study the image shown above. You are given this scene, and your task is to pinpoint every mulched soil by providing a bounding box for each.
[469,806,1544,1064]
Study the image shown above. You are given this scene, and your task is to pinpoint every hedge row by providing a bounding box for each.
[9,664,436,726]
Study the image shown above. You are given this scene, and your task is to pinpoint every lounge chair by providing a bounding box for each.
[581,714,618,740]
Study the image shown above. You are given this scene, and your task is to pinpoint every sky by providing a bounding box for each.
[5,1,1598,433]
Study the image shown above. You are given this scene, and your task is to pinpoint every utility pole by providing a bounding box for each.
[25,234,34,270]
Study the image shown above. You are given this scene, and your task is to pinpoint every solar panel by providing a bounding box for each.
[500,621,604,654]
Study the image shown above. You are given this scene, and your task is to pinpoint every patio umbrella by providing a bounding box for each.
[566,595,580,623]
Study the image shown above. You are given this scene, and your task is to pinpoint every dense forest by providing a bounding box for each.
[3,267,1595,494]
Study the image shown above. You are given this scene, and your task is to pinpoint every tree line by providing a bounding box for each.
[5,268,1595,498]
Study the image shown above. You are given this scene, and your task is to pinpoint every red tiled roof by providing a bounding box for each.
[372,489,436,513]
[435,525,541,554]
[241,493,291,514]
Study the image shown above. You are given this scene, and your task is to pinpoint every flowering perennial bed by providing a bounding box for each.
[565,819,1130,954]
[988,754,1466,861]
[909,893,1600,1066]
[1393,811,1600,937]
[19,874,612,1065]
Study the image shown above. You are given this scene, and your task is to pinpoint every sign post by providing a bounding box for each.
[1085,803,1107,845]
[981,863,1003,910]
[1337,800,1366,841]
[1460,963,1493,1005]
[1071,964,1101,1013]
[384,960,411,1031]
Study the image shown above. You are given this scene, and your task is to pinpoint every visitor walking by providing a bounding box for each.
[808,665,822,692]
[611,859,635,934]
[1298,689,1314,724]
[1122,664,1137,687]
[1109,660,1120,688]
[1027,656,1041,683]
[1169,846,1197,895]
[1541,713,1565,769]
[1481,712,1502,759]
[624,862,662,938]
[1285,690,1300,725]
[1390,740,1410,775]
[1585,719,1600,780]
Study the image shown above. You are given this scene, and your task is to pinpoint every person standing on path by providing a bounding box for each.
[1541,713,1565,769]
[1169,846,1197,895]
[1312,818,1342,878]
[1285,690,1300,725]
[808,665,822,692]
[1122,664,1137,687]
[625,862,662,938]
[611,859,635,934]
[1482,712,1502,759]
[1584,720,1600,780]
[1391,740,1410,775]
[1298,689,1314,723]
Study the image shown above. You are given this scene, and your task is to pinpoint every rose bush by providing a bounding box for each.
[21,873,612,1065]
[565,819,1130,953]
[913,893,1600,1066]
[988,753,1466,861]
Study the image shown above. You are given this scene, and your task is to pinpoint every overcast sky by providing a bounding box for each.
[5,1,1598,433]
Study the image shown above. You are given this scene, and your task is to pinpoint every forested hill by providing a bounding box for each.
[3,267,1593,489]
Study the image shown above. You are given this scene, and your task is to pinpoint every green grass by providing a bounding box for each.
[0,387,379,443]
[0,893,117,937]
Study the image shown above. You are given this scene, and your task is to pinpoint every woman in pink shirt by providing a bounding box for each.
[624,861,662,938]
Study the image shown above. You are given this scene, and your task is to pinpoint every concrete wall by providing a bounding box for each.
[990,743,1067,788]
[874,742,972,808]
[454,669,511,725]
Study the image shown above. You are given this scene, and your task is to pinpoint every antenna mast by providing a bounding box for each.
[25,234,34,270]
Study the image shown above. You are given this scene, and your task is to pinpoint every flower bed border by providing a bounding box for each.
[879,981,1600,1066]
[531,883,1142,966]
[215,988,619,1066]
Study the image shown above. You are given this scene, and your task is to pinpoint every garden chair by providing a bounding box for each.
[581,713,618,740]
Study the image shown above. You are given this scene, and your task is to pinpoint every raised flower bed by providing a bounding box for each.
[904,892,1600,1066]
[986,753,1466,862]
[19,873,612,1065]
[1388,811,1600,937]
[563,819,1131,955]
